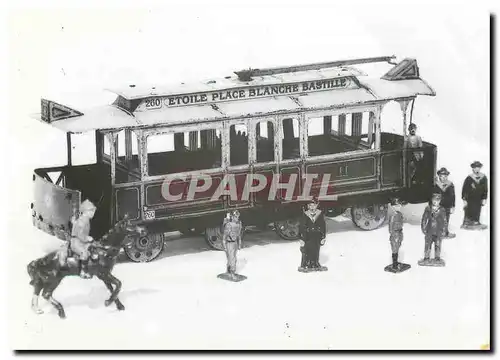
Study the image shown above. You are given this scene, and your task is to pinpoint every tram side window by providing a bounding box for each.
[308,116,338,157]
[335,112,374,149]
[147,129,222,176]
[282,118,300,160]
[230,124,248,166]
[307,112,375,157]
[256,121,275,163]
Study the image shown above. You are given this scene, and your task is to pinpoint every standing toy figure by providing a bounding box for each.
[418,193,447,267]
[406,123,424,185]
[70,199,96,278]
[434,167,456,238]
[384,198,411,273]
[461,161,488,230]
[298,197,327,272]
[218,210,247,282]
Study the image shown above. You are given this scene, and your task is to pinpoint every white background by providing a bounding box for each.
[0,0,496,355]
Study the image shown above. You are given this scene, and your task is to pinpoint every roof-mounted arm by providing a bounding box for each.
[234,56,398,81]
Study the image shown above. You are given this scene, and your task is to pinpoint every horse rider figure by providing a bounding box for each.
[70,199,97,279]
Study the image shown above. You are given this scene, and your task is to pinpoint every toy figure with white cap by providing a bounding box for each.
[70,199,97,278]
[434,167,456,238]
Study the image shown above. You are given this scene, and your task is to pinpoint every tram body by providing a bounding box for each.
[32,56,436,261]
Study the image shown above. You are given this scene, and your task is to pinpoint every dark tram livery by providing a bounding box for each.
[32,56,437,262]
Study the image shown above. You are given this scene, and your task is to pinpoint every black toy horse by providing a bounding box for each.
[27,216,146,319]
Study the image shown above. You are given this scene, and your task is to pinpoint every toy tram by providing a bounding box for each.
[31,56,436,262]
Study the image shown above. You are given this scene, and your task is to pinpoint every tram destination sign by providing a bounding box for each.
[139,76,356,110]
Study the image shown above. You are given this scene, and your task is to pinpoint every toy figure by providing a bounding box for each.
[418,193,447,267]
[384,198,410,273]
[70,200,96,278]
[461,161,488,230]
[298,197,327,272]
[218,210,247,282]
[28,216,145,318]
[406,123,424,185]
[434,167,456,238]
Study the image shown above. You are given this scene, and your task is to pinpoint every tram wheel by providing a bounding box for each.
[204,225,225,251]
[274,218,301,240]
[124,233,165,262]
[351,204,388,230]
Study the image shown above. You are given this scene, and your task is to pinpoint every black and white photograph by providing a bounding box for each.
[4,0,492,351]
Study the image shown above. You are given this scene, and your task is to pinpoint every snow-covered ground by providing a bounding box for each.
[10,200,490,350]
[6,6,490,351]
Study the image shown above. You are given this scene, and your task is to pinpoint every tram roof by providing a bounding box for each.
[34,57,436,133]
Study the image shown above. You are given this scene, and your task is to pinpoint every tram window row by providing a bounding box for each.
[103,111,376,179]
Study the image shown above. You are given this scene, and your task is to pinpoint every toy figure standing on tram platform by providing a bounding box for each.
[406,123,424,185]
[298,196,327,272]
[418,193,447,267]
[434,167,456,238]
[461,161,488,230]
[384,198,410,273]
[218,210,247,282]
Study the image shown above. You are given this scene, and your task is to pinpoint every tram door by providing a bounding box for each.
[112,130,142,224]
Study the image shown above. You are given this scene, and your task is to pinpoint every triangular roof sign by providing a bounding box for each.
[41,99,84,123]
[381,58,420,81]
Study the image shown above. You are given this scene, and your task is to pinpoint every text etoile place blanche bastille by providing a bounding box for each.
[142,78,352,109]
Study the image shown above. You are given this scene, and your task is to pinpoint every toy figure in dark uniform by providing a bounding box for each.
[405,123,424,185]
[384,198,410,273]
[434,167,456,238]
[418,193,447,267]
[217,210,247,282]
[298,197,327,272]
[461,161,488,230]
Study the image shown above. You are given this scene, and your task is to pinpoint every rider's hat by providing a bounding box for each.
[470,161,483,168]
[408,123,417,131]
[80,199,96,212]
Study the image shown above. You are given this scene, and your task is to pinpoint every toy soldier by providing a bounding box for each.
[218,210,247,282]
[384,198,410,273]
[434,167,456,238]
[461,161,488,230]
[298,197,327,272]
[406,123,424,185]
[70,199,96,278]
[418,193,447,267]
